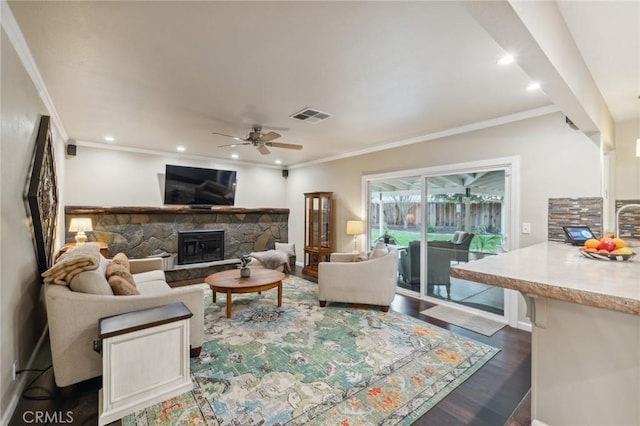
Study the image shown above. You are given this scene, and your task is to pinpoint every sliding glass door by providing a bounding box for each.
[368,176,422,295]
[364,158,517,321]
[424,171,505,315]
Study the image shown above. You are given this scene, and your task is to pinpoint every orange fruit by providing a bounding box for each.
[597,249,610,254]
[584,247,597,253]
[584,239,600,249]
[612,238,626,249]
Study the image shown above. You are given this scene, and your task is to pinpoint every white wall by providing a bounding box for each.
[614,118,640,200]
[64,146,287,208]
[0,29,65,423]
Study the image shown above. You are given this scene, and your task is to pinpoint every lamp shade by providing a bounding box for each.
[69,218,93,233]
[346,220,364,236]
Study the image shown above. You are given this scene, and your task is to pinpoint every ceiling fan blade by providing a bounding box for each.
[257,145,271,155]
[265,142,303,150]
[212,132,245,142]
[218,142,251,148]
[259,131,281,143]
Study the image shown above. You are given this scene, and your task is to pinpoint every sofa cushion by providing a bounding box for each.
[136,280,172,295]
[133,270,166,284]
[108,275,140,295]
[105,262,136,287]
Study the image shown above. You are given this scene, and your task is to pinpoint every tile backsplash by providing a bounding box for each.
[615,200,640,240]
[548,197,603,242]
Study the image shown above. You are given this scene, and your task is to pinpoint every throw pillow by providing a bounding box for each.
[108,275,140,295]
[111,252,130,269]
[451,231,464,244]
[369,240,388,259]
[69,269,114,295]
[275,242,295,257]
[105,262,136,288]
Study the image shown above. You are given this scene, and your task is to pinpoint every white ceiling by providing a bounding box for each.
[7,1,639,168]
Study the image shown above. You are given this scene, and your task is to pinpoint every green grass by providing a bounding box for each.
[370,230,502,253]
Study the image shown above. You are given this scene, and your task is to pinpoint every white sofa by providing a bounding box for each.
[44,257,204,388]
[318,247,398,311]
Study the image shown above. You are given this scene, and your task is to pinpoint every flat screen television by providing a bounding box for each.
[164,164,237,206]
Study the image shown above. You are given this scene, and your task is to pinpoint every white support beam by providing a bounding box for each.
[463,0,615,150]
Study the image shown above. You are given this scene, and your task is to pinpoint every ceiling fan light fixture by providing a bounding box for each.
[214,125,302,155]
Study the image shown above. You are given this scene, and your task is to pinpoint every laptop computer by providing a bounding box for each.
[562,226,596,245]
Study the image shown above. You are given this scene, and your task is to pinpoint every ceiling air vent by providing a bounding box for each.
[290,107,332,124]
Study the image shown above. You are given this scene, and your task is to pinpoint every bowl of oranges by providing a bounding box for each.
[579,237,636,261]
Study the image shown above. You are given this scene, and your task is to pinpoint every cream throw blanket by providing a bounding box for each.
[42,243,101,285]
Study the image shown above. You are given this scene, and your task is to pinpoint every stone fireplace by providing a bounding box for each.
[63,206,290,280]
[178,229,224,265]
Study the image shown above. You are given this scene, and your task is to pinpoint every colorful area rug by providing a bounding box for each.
[122,276,498,425]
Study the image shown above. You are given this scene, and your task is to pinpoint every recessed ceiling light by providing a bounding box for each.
[231,153,239,160]
[498,54,515,65]
[176,146,185,152]
[527,82,541,91]
[104,136,115,142]
[274,159,282,165]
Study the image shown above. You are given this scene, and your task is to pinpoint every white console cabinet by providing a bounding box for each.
[98,302,193,426]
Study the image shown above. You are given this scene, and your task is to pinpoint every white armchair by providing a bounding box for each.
[318,247,398,311]
[44,257,204,388]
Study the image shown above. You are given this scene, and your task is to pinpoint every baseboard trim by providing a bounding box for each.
[2,325,49,426]
[517,320,532,332]
[531,420,551,426]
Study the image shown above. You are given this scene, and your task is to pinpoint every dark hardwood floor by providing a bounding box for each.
[10,267,531,425]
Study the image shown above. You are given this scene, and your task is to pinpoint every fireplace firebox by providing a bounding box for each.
[178,230,224,265]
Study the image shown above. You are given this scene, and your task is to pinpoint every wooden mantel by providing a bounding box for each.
[65,206,289,215]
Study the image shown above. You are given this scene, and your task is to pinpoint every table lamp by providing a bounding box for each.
[69,218,93,244]
[346,220,364,252]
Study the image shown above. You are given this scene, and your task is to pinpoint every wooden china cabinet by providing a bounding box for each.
[302,192,334,277]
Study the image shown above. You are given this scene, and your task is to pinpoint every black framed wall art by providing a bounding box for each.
[25,115,58,275]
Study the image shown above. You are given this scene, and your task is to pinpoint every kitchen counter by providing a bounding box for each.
[450,241,640,315]
[451,241,640,426]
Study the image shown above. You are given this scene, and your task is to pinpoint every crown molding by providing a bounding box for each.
[289,104,560,169]
[1,1,68,141]
[75,140,283,170]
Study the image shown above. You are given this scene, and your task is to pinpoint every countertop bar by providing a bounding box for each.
[66,206,289,215]
[450,241,640,316]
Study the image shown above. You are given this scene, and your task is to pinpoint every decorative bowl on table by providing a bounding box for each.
[579,249,636,262]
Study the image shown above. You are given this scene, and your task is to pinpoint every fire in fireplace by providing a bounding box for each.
[178,230,224,265]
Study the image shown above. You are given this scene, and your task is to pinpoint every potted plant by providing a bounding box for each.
[239,255,252,278]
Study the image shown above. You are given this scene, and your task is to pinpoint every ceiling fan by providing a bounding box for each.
[213,126,302,155]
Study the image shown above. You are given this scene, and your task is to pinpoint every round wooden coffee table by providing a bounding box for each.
[205,268,285,318]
